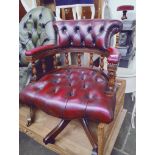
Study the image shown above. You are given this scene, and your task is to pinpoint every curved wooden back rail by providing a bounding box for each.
[27,47,117,94]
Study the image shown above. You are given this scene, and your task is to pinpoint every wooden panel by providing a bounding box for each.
[20,79,126,155]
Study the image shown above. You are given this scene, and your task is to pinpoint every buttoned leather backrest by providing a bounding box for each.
[53,19,123,50]
[19,6,56,66]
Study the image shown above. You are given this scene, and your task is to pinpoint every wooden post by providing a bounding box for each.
[107,63,117,93]
[53,54,57,68]
[98,0,103,18]
[89,53,94,68]
[115,33,119,48]
[41,58,46,74]
[31,61,37,82]
[77,53,82,66]
[100,55,104,70]
[61,8,66,20]
[98,123,105,155]
[65,53,69,65]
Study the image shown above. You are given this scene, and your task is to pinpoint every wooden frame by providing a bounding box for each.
[20,79,126,155]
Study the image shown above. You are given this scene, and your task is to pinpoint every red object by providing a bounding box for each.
[26,45,120,64]
[20,19,123,153]
[107,47,121,64]
[117,5,134,20]
[53,19,122,50]
[21,19,123,120]
[20,67,116,123]
[117,5,134,11]
[25,44,58,56]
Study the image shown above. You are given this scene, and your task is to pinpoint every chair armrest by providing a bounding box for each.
[25,44,59,82]
[25,44,58,56]
[105,47,120,95]
[107,47,121,64]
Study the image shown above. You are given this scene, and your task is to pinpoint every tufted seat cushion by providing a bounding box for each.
[20,67,116,123]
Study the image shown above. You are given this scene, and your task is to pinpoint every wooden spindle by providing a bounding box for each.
[100,55,104,70]
[31,61,37,81]
[89,53,93,67]
[41,58,46,73]
[77,53,81,66]
[107,63,117,93]
[53,54,57,68]
[115,33,119,48]
[65,53,69,65]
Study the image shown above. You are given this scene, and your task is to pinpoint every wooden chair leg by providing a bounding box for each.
[80,118,98,155]
[43,119,70,145]
[98,123,105,155]
[26,105,35,127]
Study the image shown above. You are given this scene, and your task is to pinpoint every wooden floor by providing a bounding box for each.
[19,79,126,155]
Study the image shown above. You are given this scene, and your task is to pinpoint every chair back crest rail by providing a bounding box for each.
[27,19,123,94]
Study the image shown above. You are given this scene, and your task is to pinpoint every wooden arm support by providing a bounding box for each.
[107,63,117,94]
[106,48,120,95]
[25,45,120,93]
[25,44,60,82]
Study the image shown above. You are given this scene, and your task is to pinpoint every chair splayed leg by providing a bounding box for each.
[26,105,35,127]
[81,118,98,155]
[43,119,71,145]
[43,118,98,154]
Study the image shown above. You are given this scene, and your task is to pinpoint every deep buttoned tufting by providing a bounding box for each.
[19,6,56,66]
[53,19,123,50]
[20,67,116,123]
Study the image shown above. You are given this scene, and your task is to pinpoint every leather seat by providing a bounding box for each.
[20,67,116,123]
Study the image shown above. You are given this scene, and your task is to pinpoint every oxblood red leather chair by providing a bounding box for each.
[19,19,123,155]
